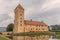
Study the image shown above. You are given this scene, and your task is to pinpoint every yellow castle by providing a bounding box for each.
[13,4,48,33]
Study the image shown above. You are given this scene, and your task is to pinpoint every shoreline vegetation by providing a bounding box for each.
[13,31,50,36]
[13,31,60,36]
[0,31,60,40]
[1,31,60,36]
[0,36,7,40]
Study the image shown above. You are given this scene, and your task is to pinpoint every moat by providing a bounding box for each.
[12,34,60,40]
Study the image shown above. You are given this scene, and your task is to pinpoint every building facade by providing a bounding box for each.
[13,4,48,33]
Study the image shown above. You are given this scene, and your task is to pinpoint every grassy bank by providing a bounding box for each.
[13,31,50,36]
[0,36,7,40]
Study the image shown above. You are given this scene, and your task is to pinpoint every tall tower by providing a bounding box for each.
[13,4,24,34]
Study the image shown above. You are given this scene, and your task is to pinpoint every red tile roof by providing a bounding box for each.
[24,20,48,26]
[15,4,24,10]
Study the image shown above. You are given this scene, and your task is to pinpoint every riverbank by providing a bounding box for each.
[0,36,7,40]
[13,31,50,36]
[12,31,60,36]
[0,35,11,40]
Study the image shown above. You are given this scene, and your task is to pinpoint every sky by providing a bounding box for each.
[0,0,60,27]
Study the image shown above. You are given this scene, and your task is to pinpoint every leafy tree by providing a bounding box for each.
[49,25,60,31]
[6,23,14,32]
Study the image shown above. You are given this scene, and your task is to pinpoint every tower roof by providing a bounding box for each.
[15,4,24,10]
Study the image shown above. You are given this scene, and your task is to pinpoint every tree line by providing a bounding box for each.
[49,25,60,32]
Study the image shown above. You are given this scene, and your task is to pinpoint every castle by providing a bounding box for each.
[13,4,48,33]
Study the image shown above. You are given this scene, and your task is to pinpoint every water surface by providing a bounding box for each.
[12,35,60,40]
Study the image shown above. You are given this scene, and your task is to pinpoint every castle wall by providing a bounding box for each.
[24,25,48,32]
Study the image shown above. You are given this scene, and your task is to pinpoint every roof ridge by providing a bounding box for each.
[24,20,48,26]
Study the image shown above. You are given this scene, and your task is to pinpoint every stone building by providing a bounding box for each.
[13,4,48,33]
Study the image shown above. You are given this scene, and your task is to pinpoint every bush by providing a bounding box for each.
[6,23,14,32]
[0,32,2,35]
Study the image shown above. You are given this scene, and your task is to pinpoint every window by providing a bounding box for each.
[41,25,44,26]
[39,26,40,27]
[42,28,44,30]
[31,28,32,30]
[20,21,22,23]
[20,18,22,19]
[39,29,40,30]
[36,25,38,27]
[20,24,22,26]
[26,29,27,30]
[20,14,22,16]
[36,28,37,30]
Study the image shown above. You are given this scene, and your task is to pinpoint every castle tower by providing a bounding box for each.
[13,4,24,34]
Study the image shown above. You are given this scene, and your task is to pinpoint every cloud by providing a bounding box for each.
[0,0,60,27]
[24,0,60,25]
[0,14,11,22]
[0,0,19,27]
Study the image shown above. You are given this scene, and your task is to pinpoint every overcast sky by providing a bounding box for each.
[0,0,60,27]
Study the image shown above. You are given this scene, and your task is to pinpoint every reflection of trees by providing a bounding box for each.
[13,35,49,40]
[52,35,60,39]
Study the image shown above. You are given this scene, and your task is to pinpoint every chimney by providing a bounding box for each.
[31,19,32,21]
[41,21,44,23]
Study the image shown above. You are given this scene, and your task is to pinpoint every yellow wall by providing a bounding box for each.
[24,25,48,32]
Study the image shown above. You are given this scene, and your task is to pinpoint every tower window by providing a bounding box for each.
[36,28,38,30]
[20,21,22,23]
[31,28,32,30]
[20,24,22,26]
[20,14,22,16]
[20,18,22,19]
[26,29,27,30]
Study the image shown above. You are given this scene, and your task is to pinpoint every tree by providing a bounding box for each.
[6,23,14,32]
[50,25,60,31]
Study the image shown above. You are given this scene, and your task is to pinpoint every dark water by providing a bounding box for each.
[12,35,60,40]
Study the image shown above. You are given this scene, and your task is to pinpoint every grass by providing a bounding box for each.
[0,36,7,40]
[13,31,50,36]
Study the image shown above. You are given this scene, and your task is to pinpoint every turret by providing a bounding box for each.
[13,4,24,34]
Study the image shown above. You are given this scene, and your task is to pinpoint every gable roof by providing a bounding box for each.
[24,20,48,26]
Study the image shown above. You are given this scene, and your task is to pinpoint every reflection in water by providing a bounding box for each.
[51,35,60,39]
[13,35,49,40]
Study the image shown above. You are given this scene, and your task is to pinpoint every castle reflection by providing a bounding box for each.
[13,35,49,40]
